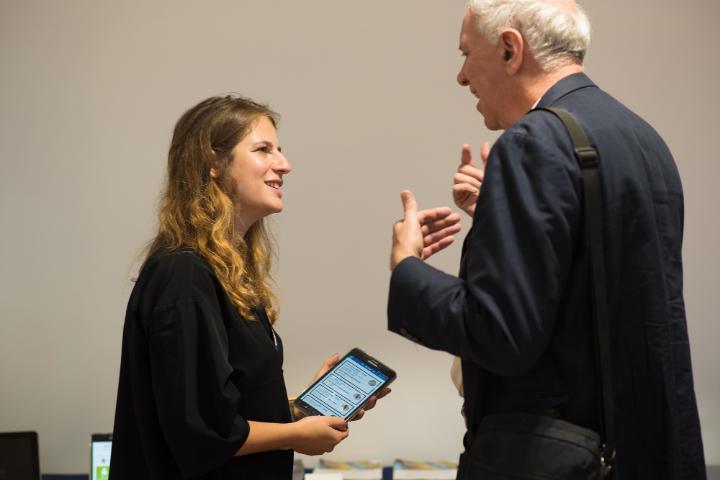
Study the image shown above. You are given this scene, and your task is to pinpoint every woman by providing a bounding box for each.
[110,95,359,480]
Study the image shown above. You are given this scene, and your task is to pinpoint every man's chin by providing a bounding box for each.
[482,116,502,131]
[476,105,500,131]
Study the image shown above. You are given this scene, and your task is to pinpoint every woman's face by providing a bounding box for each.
[216,116,291,231]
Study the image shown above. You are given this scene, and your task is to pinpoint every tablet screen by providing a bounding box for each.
[298,353,390,419]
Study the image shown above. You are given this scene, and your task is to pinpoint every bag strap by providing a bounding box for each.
[532,107,616,475]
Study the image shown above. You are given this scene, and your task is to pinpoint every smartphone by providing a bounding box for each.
[90,433,112,480]
[294,348,396,421]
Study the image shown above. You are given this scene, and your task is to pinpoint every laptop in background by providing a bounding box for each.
[0,431,40,480]
[90,434,112,480]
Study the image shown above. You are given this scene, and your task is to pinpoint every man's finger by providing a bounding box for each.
[480,142,490,166]
[421,213,462,235]
[457,164,485,181]
[454,172,482,189]
[417,206,453,224]
[460,144,476,167]
[453,183,479,196]
[422,235,456,259]
[424,224,462,245]
[400,190,418,218]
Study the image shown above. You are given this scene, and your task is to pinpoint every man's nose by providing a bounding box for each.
[457,69,469,86]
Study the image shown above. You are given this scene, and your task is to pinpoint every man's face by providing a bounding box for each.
[457,11,509,131]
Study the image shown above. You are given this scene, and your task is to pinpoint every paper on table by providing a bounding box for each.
[305,474,343,480]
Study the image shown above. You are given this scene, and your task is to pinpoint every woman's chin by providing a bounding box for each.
[264,204,284,217]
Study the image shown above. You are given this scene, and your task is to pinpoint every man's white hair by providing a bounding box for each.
[466,0,591,71]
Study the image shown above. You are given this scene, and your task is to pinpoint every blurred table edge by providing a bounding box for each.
[40,465,720,480]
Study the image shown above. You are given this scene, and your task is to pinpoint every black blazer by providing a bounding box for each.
[110,250,293,480]
[388,73,705,479]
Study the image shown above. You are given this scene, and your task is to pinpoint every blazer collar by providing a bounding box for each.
[536,72,596,108]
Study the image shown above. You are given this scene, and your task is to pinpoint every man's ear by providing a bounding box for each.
[499,28,524,74]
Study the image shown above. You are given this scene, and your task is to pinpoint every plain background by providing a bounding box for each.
[1,0,718,474]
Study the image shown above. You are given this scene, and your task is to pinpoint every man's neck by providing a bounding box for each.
[524,64,584,111]
[500,64,584,129]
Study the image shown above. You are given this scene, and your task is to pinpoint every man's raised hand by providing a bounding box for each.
[452,142,489,217]
[391,191,461,270]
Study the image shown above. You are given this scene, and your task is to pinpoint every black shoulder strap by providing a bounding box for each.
[533,107,616,475]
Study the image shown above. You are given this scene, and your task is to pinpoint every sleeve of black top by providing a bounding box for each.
[388,131,581,375]
[147,293,249,479]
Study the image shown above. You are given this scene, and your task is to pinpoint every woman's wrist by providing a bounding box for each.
[283,420,300,451]
[236,421,299,456]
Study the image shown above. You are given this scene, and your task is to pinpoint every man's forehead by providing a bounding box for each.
[459,11,475,45]
[459,10,484,50]
[461,9,477,33]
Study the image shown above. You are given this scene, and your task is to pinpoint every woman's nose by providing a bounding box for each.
[274,153,292,174]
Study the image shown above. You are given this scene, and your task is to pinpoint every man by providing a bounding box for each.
[388,0,706,478]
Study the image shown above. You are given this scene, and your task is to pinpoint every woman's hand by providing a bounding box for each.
[295,354,393,422]
[348,386,392,421]
[289,416,349,455]
[292,354,341,419]
[311,354,340,383]
[452,143,489,217]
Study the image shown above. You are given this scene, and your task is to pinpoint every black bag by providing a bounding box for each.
[460,414,604,479]
[458,108,615,480]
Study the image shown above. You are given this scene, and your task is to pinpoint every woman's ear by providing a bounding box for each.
[209,152,220,179]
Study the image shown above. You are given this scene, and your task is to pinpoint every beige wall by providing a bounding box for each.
[0,0,717,473]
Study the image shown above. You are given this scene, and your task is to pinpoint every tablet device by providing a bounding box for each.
[90,433,112,480]
[294,348,396,421]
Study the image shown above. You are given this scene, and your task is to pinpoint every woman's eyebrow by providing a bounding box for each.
[252,140,281,152]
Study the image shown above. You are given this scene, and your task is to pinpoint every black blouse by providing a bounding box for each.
[109,250,293,480]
